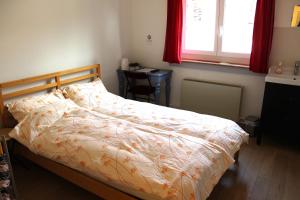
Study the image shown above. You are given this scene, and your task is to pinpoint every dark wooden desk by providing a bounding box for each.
[117,69,173,106]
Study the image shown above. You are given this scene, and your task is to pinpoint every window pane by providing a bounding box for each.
[184,0,217,52]
[221,0,257,54]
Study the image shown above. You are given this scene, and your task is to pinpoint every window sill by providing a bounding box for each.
[181,59,249,69]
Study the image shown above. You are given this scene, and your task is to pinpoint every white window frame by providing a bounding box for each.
[182,0,254,66]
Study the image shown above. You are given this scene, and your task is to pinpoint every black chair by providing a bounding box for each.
[124,71,155,102]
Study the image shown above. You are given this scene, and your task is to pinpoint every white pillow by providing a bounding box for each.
[6,90,65,122]
[62,78,108,108]
[9,99,79,148]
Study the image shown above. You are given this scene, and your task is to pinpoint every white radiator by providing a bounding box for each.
[181,79,243,122]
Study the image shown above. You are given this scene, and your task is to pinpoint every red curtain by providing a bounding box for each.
[250,0,275,73]
[163,0,183,64]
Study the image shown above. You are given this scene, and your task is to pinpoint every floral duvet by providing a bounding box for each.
[10,105,234,200]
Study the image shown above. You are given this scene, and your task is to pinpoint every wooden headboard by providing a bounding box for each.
[0,64,101,125]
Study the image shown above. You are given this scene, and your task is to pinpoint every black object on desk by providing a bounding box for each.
[117,68,173,106]
[150,69,159,73]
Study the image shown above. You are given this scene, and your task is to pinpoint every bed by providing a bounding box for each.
[0,64,248,200]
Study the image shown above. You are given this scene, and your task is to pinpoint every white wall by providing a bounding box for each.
[271,0,300,68]
[275,0,300,27]
[0,0,122,93]
[120,0,300,118]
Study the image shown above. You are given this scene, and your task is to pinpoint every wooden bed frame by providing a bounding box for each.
[0,64,139,200]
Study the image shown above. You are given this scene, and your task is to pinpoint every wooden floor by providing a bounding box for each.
[209,136,300,200]
[13,137,300,200]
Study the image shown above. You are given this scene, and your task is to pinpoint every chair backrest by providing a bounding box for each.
[124,71,152,88]
[124,71,148,80]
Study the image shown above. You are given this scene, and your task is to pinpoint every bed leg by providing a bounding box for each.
[234,151,239,164]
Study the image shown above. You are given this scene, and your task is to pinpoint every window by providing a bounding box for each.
[182,0,257,65]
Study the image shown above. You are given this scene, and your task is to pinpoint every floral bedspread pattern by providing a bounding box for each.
[74,92,249,157]
[10,106,234,200]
